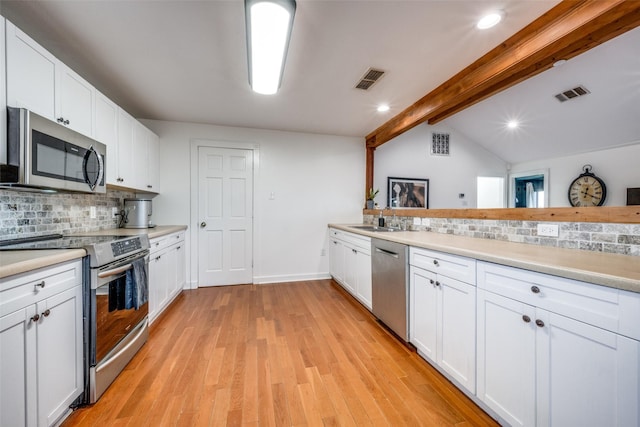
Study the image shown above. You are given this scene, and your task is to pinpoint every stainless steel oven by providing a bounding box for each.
[89,250,149,403]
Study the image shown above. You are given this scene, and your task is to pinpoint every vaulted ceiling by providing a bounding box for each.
[2,0,637,164]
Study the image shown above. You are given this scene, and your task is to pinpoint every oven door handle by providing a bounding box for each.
[98,263,133,278]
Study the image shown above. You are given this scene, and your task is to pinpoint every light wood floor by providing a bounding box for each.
[63,280,498,426]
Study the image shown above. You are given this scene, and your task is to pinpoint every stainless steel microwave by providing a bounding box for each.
[1,107,106,193]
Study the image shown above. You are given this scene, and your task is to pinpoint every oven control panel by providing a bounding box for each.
[111,237,142,257]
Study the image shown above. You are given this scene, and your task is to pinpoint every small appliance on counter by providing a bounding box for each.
[122,198,154,228]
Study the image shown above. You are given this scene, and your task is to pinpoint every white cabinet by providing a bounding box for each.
[94,91,119,185]
[5,20,57,120]
[0,260,84,427]
[6,21,93,137]
[115,108,135,188]
[328,228,372,310]
[149,231,186,323]
[56,64,95,136]
[131,122,160,193]
[409,247,476,393]
[476,262,640,427]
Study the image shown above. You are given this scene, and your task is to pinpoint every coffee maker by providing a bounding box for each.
[122,198,154,228]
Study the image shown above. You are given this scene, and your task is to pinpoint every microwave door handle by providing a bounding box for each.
[83,146,103,191]
[96,150,104,189]
[98,263,133,278]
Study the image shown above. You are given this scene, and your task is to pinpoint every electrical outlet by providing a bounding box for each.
[112,207,119,218]
[537,224,559,237]
[90,206,97,219]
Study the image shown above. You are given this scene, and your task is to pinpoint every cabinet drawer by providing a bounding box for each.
[169,231,185,245]
[0,259,82,317]
[329,228,371,253]
[410,247,476,285]
[150,236,168,254]
[477,261,629,336]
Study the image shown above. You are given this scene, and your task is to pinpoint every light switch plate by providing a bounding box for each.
[90,206,97,219]
[413,218,421,226]
[537,223,559,237]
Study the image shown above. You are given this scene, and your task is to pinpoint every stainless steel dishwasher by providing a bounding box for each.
[371,237,409,341]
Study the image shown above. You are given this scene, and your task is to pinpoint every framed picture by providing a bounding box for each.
[387,177,429,209]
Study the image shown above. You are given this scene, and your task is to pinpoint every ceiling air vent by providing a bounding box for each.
[554,85,590,102]
[431,133,450,156]
[355,68,385,90]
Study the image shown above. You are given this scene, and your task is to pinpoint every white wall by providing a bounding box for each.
[510,143,640,207]
[141,119,365,287]
[374,122,507,208]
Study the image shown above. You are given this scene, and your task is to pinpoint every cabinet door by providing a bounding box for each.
[438,277,476,393]
[536,310,640,427]
[1,18,6,164]
[36,285,83,427]
[477,290,536,427]
[57,65,94,137]
[117,108,135,187]
[329,238,345,285]
[94,91,119,185]
[166,244,179,299]
[0,306,37,427]
[176,241,187,291]
[132,122,149,191]
[6,20,57,120]
[342,244,358,295]
[355,250,372,310]
[147,131,160,193]
[149,248,169,323]
[410,266,438,360]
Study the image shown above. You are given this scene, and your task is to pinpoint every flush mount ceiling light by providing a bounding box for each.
[245,0,296,95]
[507,120,519,129]
[477,11,504,29]
[377,104,390,113]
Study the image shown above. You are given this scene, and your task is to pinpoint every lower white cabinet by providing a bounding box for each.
[328,228,372,310]
[409,248,476,394]
[477,262,640,427]
[149,231,186,323]
[0,260,83,427]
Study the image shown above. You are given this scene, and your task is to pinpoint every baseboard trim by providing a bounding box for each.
[253,272,331,284]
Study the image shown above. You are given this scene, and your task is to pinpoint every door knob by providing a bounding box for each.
[200,221,207,228]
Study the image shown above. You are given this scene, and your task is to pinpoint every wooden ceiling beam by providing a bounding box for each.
[365,0,640,148]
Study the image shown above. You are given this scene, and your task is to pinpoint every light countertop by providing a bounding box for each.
[329,224,640,294]
[0,225,188,279]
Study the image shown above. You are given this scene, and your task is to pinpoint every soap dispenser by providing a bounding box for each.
[378,211,385,227]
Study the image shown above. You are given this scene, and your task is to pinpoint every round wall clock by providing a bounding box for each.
[568,165,607,207]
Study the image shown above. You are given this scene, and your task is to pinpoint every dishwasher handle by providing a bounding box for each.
[374,247,400,258]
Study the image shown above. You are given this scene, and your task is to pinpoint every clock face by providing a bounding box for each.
[568,174,606,207]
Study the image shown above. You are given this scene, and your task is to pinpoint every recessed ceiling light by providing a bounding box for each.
[507,120,519,129]
[477,11,504,30]
[377,104,390,113]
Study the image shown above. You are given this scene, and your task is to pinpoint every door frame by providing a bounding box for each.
[189,139,260,289]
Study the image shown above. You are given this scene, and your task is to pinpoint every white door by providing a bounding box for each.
[198,146,253,286]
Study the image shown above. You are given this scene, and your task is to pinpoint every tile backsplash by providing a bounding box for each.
[0,189,135,241]
[364,214,640,257]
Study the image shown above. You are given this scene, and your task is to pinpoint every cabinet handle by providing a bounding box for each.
[155,256,161,261]
[522,315,531,323]
[147,185,152,188]
[435,281,440,287]
[42,309,51,317]
[535,319,545,328]
[433,259,439,266]
[352,249,357,254]
[35,280,46,289]
[531,286,540,294]
[57,117,64,123]
[30,314,40,322]
[176,246,181,250]
[429,279,435,285]
[64,119,70,125]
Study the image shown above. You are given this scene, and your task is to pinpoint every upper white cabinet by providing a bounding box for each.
[5,20,57,120]
[132,121,160,193]
[115,108,135,188]
[57,64,95,137]
[94,91,119,184]
[147,131,160,193]
[476,261,640,427]
[409,247,476,394]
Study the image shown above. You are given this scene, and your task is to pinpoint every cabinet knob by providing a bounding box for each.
[35,280,45,289]
[57,117,64,123]
[433,259,439,266]
[63,119,70,125]
[42,309,51,317]
[147,185,152,189]
[535,319,545,328]
[429,279,435,285]
[30,314,40,322]
[531,286,541,294]
[176,246,181,250]
[352,249,357,254]
[155,256,161,261]
[435,281,440,287]
[522,315,531,323]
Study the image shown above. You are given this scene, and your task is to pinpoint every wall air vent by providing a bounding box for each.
[431,133,450,156]
[554,85,590,102]
[355,68,385,90]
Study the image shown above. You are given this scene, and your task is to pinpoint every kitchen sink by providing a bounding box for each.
[349,225,399,232]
